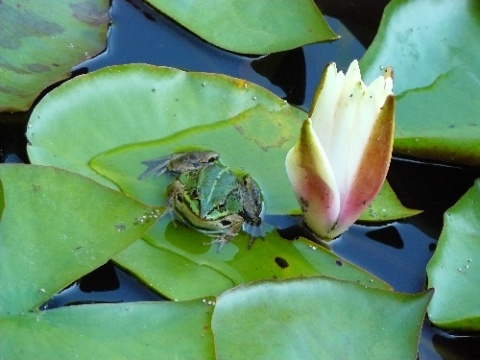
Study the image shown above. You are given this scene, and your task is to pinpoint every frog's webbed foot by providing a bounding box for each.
[160,203,178,227]
[202,236,232,252]
[138,154,183,180]
[245,224,265,249]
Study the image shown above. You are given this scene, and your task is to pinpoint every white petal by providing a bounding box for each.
[310,63,345,152]
[329,80,364,202]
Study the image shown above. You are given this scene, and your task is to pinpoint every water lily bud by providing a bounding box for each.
[286,60,395,239]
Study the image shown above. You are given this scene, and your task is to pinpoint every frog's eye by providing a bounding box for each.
[191,188,200,199]
[207,154,218,163]
[220,219,231,226]
[217,201,227,212]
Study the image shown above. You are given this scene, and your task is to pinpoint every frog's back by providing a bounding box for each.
[198,165,241,217]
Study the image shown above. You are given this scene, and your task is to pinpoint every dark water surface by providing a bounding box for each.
[1,0,480,358]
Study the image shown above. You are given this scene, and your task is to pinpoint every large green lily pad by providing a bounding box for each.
[212,277,433,359]
[0,164,156,315]
[360,0,480,166]
[27,64,304,187]
[0,0,109,112]
[0,300,214,359]
[146,0,338,54]
[90,105,303,215]
[427,179,480,331]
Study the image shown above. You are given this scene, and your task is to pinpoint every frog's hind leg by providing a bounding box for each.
[138,154,185,180]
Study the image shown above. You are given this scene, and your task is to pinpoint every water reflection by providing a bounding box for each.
[365,225,404,249]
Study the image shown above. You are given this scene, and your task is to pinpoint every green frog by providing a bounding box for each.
[139,151,263,249]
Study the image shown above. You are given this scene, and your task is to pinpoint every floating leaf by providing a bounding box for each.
[113,216,390,301]
[26,64,304,187]
[0,300,214,359]
[91,105,303,215]
[212,277,432,359]
[0,0,109,112]
[0,165,156,315]
[360,0,480,166]
[427,179,480,331]
[145,0,338,54]
[359,180,421,221]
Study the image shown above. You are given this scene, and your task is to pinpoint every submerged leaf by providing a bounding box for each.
[91,105,303,215]
[114,217,390,300]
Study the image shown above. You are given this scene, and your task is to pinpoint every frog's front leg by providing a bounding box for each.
[138,151,219,179]
[239,175,263,225]
[162,179,186,227]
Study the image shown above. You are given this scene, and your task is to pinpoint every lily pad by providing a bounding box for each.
[359,180,421,221]
[26,64,304,187]
[0,164,156,315]
[0,0,109,112]
[145,0,338,54]
[0,300,214,359]
[114,216,391,300]
[212,277,433,359]
[91,105,302,215]
[360,0,480,166]
[427,179,480,331]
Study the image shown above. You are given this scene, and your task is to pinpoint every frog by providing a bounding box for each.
[139,151,263,249]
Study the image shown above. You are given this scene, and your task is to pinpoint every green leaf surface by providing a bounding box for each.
[91,105,302,215]
[145,0,338,54]
[26,64,304,187]
[0,165,156,315]
[427,179,480,331]
[0,0,109,112]
[0,300,214,359]
[113,216,391,301]
[360,0,480,166]
[212,277,432,360]
[359,180,421,221]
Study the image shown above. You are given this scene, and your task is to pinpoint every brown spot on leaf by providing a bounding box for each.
[274,256,289,269]
[70,2,110,26]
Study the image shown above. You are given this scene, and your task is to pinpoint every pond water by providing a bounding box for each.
[1,0,480,358]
